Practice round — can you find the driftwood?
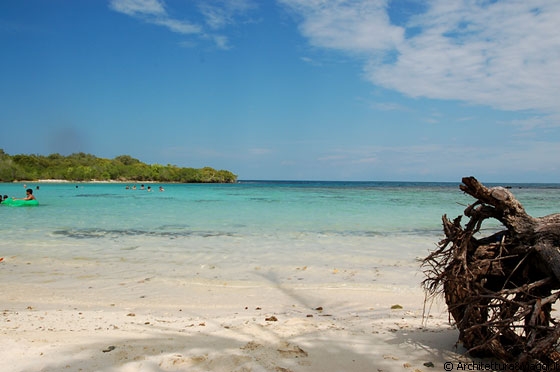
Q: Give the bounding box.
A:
[423,176,560,368]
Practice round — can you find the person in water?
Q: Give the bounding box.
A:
[14,188,36,201]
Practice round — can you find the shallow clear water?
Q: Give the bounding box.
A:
[1,181,559,287]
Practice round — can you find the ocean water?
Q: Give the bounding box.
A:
[1,181,559,291]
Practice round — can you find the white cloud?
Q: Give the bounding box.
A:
[279,0,560,118]
[109,0,166,17]
[197,0,257,29]
[152,17,201,34]
[370,101,408,111]
[110,1,560,119]
[280,0,402,53]
[211,34,231,50]
[110,0,257,49]
[110,0,201,36]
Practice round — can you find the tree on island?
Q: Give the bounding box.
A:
[0,150,237,183]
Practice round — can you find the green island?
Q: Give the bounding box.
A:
[0,149,237,183]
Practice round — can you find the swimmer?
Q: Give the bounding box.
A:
[14,188,36,201]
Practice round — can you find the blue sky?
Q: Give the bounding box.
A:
[1,0,559,182]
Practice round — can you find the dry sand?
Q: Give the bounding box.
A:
[0,255,478,372]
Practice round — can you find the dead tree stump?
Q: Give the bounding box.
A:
[423,176,560,367]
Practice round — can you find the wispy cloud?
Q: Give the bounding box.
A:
[278,0,560,119]
[198,0,257,30]
[313,140,560,181]
[370,101,408,111]
[109,0,256,50]
[109,0,166,17]
[109,0,201,34]
[210,34,231,50]
[110,1,560,120]
[248,147,273,155]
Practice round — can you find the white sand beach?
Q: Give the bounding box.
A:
[0,253,477,372]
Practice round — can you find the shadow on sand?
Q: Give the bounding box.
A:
[23,270,480,372]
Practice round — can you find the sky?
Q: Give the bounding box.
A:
[1,0,559,182]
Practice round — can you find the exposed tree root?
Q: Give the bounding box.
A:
[423,177,560,369]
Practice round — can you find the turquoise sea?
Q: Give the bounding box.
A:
[1,180,560,291]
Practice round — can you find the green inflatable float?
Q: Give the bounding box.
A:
[2,199,39,207]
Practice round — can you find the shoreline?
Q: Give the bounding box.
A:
[0,181,498,371]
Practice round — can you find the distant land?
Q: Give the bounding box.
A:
[0,150,237,183]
